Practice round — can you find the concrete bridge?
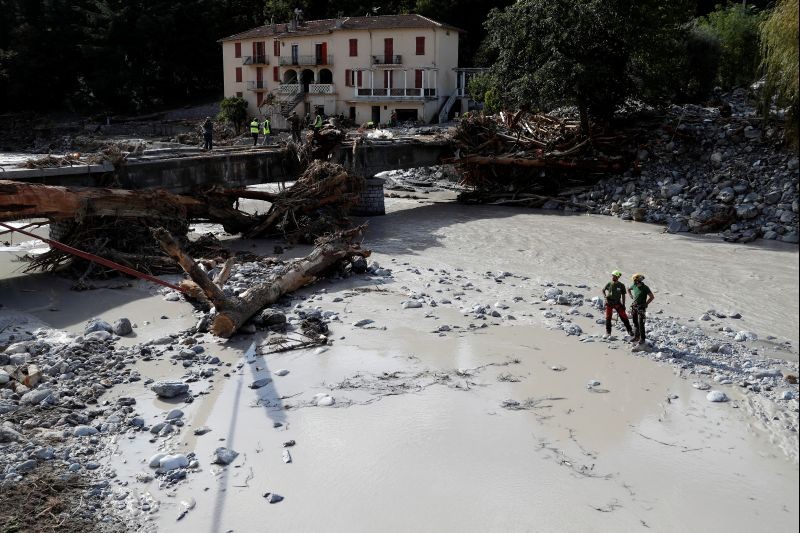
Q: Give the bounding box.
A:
[2,139,456,195]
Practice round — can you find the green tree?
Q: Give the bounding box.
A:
[759,0,798,139]
[218,95,248,133]
[699,4,764,89]
[678,25,722,102]
[480,0,692,133]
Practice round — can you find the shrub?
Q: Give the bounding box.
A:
[699,4,764,89]
[218,96,249,134]
[759,0,799,141]
[679,25,722,102]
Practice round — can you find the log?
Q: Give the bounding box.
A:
[154,226,371,338]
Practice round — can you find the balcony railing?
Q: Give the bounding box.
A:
[371,54,402,65]
[279,55,333,66]
[243,55,269,65]
[276,83,301,95]
[354,87,436,99]
[308,84,334,94]
[246,80,268,91]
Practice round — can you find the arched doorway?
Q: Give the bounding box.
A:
[283,69,298,84]
[301,69,314,93]
[319,68,333,84]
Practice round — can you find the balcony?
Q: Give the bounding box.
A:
[354,87,436,99]
[279,55,333,66]
[371,55,402,65]
[246,80,268,91]
[243,55,269,65]
[308,84,334,94]
[276,83,301,95]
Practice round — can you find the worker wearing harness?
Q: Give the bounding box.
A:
[250,118,260,146]
[602,270,634,338]
[628,273,655,344]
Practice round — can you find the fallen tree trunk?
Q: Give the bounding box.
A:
[154,225,370,337]
[0,180,254,234]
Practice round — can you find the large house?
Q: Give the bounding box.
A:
[219,13,478,128]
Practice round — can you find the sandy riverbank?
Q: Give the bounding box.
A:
[1,193,798,532]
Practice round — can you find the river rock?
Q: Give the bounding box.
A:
[21,387,52,405]
[0,369,10,384]
[4,341,29,354]
[113,318,133,336]
[73,425,99,437]
[165,408,184,420]
[706,390,729,402]
[274,369,290,376]
[212,447,239,465]
[402,300,423,309]
[249,378,272,389]
[151,380,189,398]
[159,454,189,471]
[316,395,335,406]
[85,318,113,334]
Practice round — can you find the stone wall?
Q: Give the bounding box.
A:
[351,178,386,216]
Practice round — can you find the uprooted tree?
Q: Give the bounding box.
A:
[154,225,370,337]
[0,160,364,274]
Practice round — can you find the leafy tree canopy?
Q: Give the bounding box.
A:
[479,0,693,132]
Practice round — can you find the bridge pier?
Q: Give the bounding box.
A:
[351,177,386,216]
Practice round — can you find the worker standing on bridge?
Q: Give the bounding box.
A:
[261,116,271,146]
[250,117,260,146]
[202,116,214,151]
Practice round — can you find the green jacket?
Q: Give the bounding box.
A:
[262,119,270,134]
[314,115,323,128]
[250,120,260,134]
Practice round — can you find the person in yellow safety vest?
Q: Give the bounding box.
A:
[261,117,271,146]
[250,118,260,146]
[313,113,323,131]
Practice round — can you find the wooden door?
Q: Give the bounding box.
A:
[384,38,393,63]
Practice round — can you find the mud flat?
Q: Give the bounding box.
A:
[1,193,798,532]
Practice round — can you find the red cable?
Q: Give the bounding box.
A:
[0,221,187,293]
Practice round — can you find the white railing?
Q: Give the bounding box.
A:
[354,88,436,99]
[277,84,301,95]
[308,84,334,94]
[439,91,458,123]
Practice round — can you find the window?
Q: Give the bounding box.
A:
[345,69,353,87]
[414,70,423,88]
[349,39,358,56]
[235,67,242,83]
[236,91,243,98]
[357,71,363,87]
[234,42,241,58]
[273,66,279,81]
[416,36,425,55]
[274,40,280,56]
[257,92,263,106]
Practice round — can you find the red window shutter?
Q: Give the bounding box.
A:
[345,69,352,87]
[235,67,242,83]
[234,42,241,58]
[416,36,425,55]
[349,39,357,56]
[357,71,363,87]
[273,66,279,81]
[274,40,280,56]
[414,69,422,88]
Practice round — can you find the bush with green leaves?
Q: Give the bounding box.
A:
[218,96,249,134]
[699,4,764,89]
[759,0,798,140]
[678,25,722,102]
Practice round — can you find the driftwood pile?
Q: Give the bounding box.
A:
[453,111,640,207]
[0,160,363,275]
